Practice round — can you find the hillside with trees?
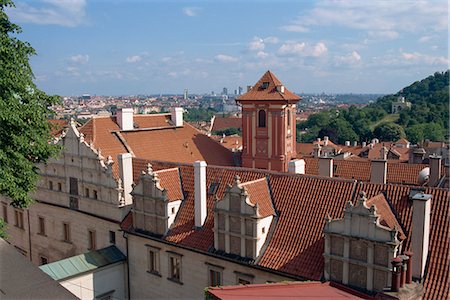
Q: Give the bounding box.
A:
[297,70,449,144]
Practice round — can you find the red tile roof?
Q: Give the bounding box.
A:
[48,119,69,137]
[240,178,275,218]
[207,281,365,299]
[78,115,236,179]
[236,71,300,102]
[365,194,406,240]
[211,116,242,132]
[154,168,183,202]
[212,135,242,151]
[127,160,449,299]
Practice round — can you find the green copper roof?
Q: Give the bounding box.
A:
[39,245,126,281]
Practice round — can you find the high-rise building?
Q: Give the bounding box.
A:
[183,89,188,100]
[236,71,300,172]
[222,87,228,95]
[238,86,243,95]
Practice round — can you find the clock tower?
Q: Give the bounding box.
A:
[236,71,301,172]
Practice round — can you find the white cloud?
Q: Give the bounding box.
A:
[214,54,238,63]
[278,42,327,57]
[368,30,399,40]
[418,35,432,43]
[70,54,89,64]
[249,37,265,51]
[182,7,201,17]
[281,1,447,35]
[8,0,87,27]
[256,51,269,59]
[126,55,142,63]
[312,42,328,57]
[335,51,362,65]
[401,52,448,65]
[264,36,279,44]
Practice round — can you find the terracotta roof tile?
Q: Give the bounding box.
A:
[211,116,242,132]
[236,71,300,102]
[365,194,406,240]
[48,119,69,137]
[154,168,183,202]
[240,178,275,218]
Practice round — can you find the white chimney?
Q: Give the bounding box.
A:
[324,136,329,146]
[118,153,133,205]
[319,156,333,177]
[428,155,442,187]
[288,159,305,174]
[353,141,357,147]
[370,159,387,184]
[116,108,134,131]
[276,85,285,93]
[345,141,350,146]
[362,142,367,148]
[194,161,207,227]
[411,192,432,280]
[171,107,184,127]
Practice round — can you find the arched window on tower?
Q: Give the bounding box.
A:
[258,110,266,128]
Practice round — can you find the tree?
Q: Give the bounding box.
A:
[0,0,60,208]
[373,123,405,142]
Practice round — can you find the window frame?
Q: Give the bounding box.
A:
[109,230,116,244]
[206,263,224,287]
[258,109,266,128]
[167,252,183,284]
[38,216,46,236]
[14,209,24,229]
[146,245,161,276]
[88,229,96,250]
[63,222,71,243]
[2,202,8,223]
[234,271,254,285]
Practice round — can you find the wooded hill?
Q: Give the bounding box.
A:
[298,70,449,144]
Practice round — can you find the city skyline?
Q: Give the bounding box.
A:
[7,0,448,96]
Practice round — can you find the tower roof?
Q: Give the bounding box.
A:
[236,70,300,103]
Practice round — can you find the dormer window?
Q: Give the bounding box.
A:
[214,176,275,260]
[261,82,269,89]
[258,110,266,128]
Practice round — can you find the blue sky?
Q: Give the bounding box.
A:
[7,0,449,95]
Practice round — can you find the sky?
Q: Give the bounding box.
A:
[6,0,449,96]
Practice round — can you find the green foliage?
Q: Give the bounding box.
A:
[184,108,217,122]
[212,127,241,136]
[0,218,7,239]
[0,0,61,208]
[373,123,405,142]
[297,70,449,144]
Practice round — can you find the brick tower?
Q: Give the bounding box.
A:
[236,71,301,172]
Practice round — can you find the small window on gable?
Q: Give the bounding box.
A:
[261,82,269,89]
[262,227,265,234]
[171,207,175,214]
[258,110,266,128]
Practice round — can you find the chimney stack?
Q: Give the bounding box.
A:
[118,153,133,205]
[324,136,329,146]
[288,159,305,174]
[362,142,367,148]
[371,157,387,184]
[171,107,184,127]
[194,161,207,227]
[313,144,322,158]
[116,108,134,131]
[353,141,357,147]
[428,155,442,187]
[345,141,350,146]
[411,192,432,280]
[319,156,333,177]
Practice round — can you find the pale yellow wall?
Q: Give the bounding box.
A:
[127,234,293,300]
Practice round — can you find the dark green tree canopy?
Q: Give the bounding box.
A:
[0,0,60,208]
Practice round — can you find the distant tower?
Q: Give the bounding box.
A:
[238,86,243,95]
[183,89,188,100]
[236,71,300,172]
[222,87,228,95]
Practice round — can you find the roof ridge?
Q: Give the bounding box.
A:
[239,177,267,186]
[154,167,179,174]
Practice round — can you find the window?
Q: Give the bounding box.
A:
[48,180,53,190]
[147,247,160,275]
[63,223,71,242]
[88,230,96,250]
[209,269,222,287]
[2,203,7,223]
[168,253,182,283]
[287,109,291,126]
[14,210,24,229]
[38,217,46,236]
[93,190,98,199]
[262,227,265,234]
[261,81,269,89]
[258,110,266,128]
[69,177,78,195]
[85,188,90,198]
[69,197,79,210]
[58,182,62,191]
[40,256,48,265]
[109,231,116,244]
[238,278,250,285]
[171,207,175,214]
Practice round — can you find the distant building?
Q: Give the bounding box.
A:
[238,86,243,95]
[222,87,228,95]
[391,96,411,113]
[183,89,188,100]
